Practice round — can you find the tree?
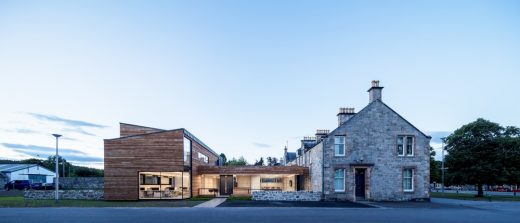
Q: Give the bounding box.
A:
[445,118,520,197]
[226,156,248,166]
[429,147,441,183]
[219,153,227,166]
[254,157,265,166]
[266,157,279,166]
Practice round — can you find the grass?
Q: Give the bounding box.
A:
[0,196,210,208]
[227,195,252,201]
[431,192,520,202]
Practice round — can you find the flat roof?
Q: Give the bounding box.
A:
[197,166,309,175]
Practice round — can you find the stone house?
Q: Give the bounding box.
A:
[286,81,431,201]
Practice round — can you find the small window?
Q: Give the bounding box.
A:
[334,136,345,156]
[403,168,414,192]
[198,152,209,163]
[334,169,345,192]
[397,136,414,156]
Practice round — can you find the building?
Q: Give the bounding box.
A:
[286,81,431,201]
[0,164,55,186]
[104,123,308,200]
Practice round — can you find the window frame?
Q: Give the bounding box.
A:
[397,135,415,157]
[334,135,346,157]
[402,168,414,192]
[334,168,346,192]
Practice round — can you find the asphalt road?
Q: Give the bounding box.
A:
[1,204,519,223]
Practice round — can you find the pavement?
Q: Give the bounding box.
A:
[1,199,520,223]
[218,200,373,208]
[193,198,227,208]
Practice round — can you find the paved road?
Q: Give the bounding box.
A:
[433,189,519,196]
[1,205,519,223]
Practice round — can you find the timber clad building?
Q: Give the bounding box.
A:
[104,81,430,201]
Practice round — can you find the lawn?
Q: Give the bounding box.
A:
[431,192,520,202]
[0,196,211,207]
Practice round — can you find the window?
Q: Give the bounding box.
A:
[334,169,345,192]
[403,169,414,192]
[334,136,345,156]
[198,152,209,163]
[183,137,191,166]
[397,136,414,156]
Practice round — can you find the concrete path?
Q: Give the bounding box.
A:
[193,198,227,208]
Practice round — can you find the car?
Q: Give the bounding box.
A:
[4,180,32,190]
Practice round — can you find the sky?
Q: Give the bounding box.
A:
[0,0,519,169]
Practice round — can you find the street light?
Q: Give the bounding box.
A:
[52,134,62,203]
[440,137,447,193]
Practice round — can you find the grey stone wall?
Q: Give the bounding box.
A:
[252,191,322,201]
[322,100,430,201]
[59,177,103,189]
[308,143,323,192]
[24,190,104,200]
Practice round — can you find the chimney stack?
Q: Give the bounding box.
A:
[315,129,330,141]
[367,80,383,103]
[337,107,356,126]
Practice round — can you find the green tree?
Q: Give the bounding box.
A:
[219,153,227,166]
[429,147,441,183]
[226,156,248,166]
[445,118,520,197]
[254,157,265,166]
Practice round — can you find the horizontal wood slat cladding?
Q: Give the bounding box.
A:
[119,123,164,137]
[197,166,309,175]
[104,130,184,200]
[188,136,219,197]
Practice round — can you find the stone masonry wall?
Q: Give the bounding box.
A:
[59,177,104,189]
[24,190,104,200]
[323,100,430,201]
[252,191,322,201]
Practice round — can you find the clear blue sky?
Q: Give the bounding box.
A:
[1,0,519,168]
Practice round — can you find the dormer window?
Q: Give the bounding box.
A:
[397,135,414,156]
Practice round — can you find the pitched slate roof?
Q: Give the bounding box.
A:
[285,152,296,162]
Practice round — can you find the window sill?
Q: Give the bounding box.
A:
[334,191,346,193]
[403,190,414,193]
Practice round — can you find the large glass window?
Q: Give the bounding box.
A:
[184,137,191,166]
[403,169,414,192]
[139,172,190,199]
[334,169,345,192]
[334,136,345,156]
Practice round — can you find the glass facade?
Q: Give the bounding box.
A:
[184,137,191,166]
[139,172,191,199]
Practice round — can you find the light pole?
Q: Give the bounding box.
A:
[52,134,62,203]
[441,137,446,193]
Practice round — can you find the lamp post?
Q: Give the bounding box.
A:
[52,134,62,203]
[441,137,447,193]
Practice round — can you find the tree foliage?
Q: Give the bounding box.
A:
[445,118,520,196]
[254,157,265,166]
[429,147,441,183]
[226,156,248,166]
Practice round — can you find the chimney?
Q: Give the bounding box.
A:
[367,80,383,103]
[315,129,330,141]
[337,107,356,126]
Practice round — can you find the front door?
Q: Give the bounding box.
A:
[219,175,233,196]
[355,169,366,198]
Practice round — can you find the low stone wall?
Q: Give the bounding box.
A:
[252,191,322,201]
[24,190,104,200]
[59,177,104,189]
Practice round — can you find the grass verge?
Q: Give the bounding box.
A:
[0,196,208,207]
[431,192,520,202]
[227,195,252,201]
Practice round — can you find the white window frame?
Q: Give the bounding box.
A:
[403,168,414,192]
[334,169,345,192]
[334,136,346,157]
[397,135,415,157]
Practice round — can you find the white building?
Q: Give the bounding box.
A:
[0,164,55,186]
